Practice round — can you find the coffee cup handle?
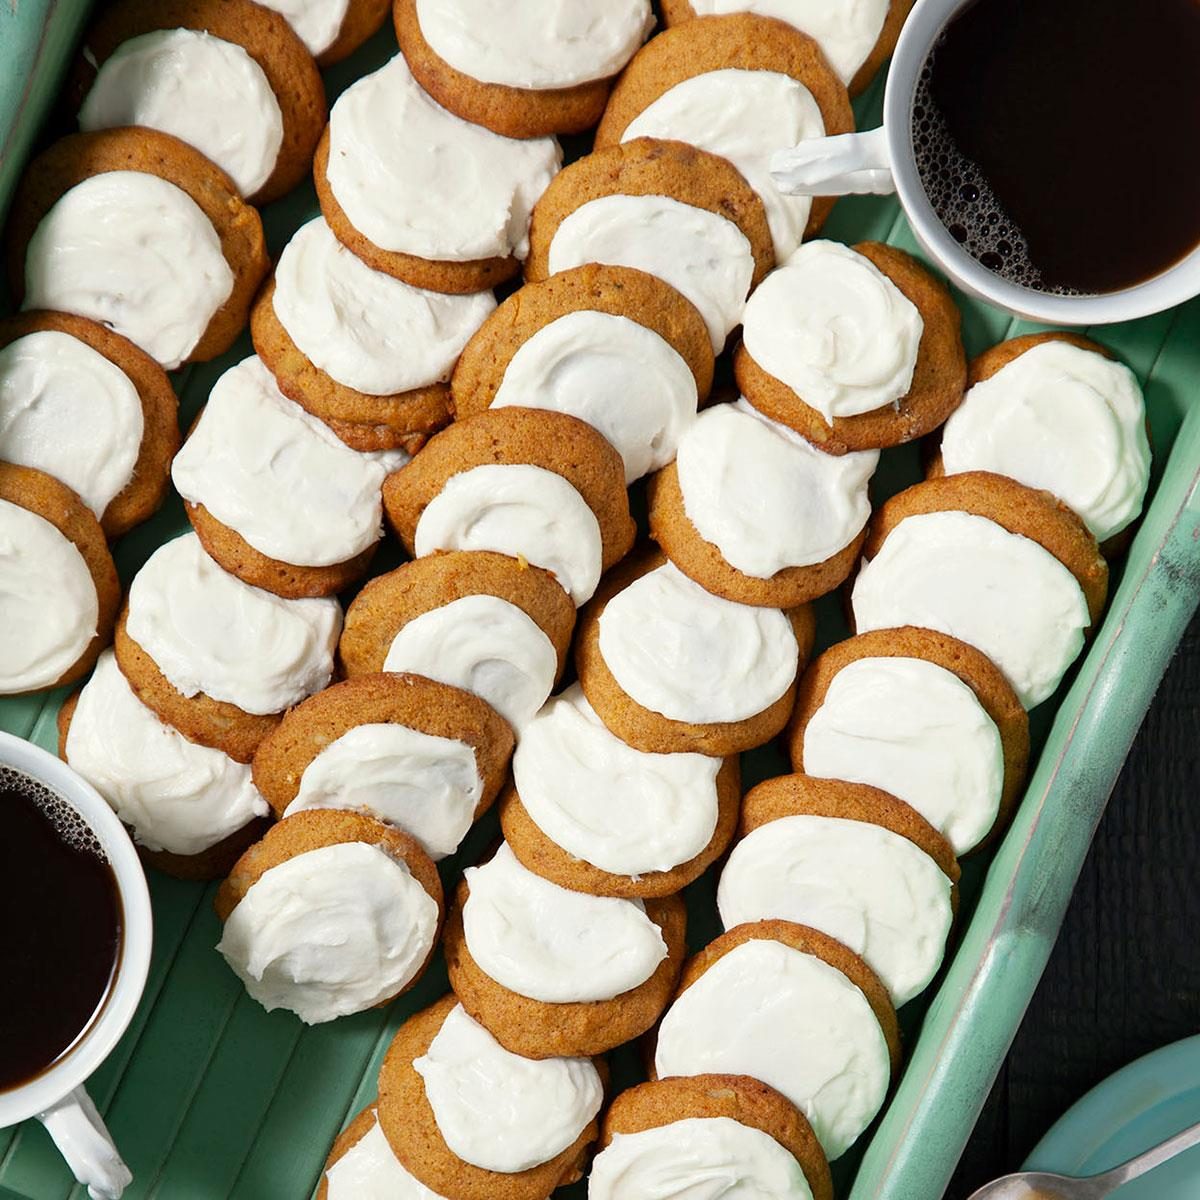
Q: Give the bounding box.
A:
[770,126,897,196]
[37,1086,132,1200]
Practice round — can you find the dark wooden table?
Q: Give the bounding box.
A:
[949,612,1200,1196]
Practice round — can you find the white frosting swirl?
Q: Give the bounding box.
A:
[256,0,350,57]
[743,240,923,422]
[326,55,560,261]
[492,310,698,484]
[325,1114,446,1200]
[22,171,233,370]
[597,561,799,724]
[851,510,1092,709]
[0,329,143,518]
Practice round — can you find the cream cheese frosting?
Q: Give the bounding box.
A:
[676,398,877,577]
[0,329,143,519]
[547,193,755,353]
[940,340,1151,543]
[382,594,558,732]
[217,840,440,1024]
[256,0,350,57]
[273,218,496,397]
[622,68,826,261]
[588,1117,815,1200]
[718,814,954,1007]
[414,463,603,605]
[22,170,233,370]
[491,310,698,484]
[325,1113,446,1200]
[654,937,890,1160]
[282,722,483,861]
[415,0,653,89]
[171,356,398,568]
[512,684,722,876]
[0,498,97,694]
[801,655,1005,854]
[65,650,269,857]
[462,843,668,1002]
[851,510,1091,709]
[414,1003,604,1173]
[742,240,923,422]
[597,561,799,723]
[326,54,560,262]
[124,532,340,715]
[79,28,283,198]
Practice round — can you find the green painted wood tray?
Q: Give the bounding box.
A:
[2,4,1199,1198]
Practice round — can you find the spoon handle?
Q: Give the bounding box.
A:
[1095,1118,1200,1189]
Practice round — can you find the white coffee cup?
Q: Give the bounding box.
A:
[0,732,152,1200]
[770,0,1200,325]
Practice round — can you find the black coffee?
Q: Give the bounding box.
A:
[915,0,1200,295]
[0,767,121,1091]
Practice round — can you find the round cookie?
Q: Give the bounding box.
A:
[574,549,815,755]
[382,407,635,607]
[0,463,119,695]
[736,241,967,454]
[5,128,268,368]
[317,1106,445,1200]
[264,0,390,66]
[393,0,649,139]
[71,0,326,205]
[594,1075,832,1200]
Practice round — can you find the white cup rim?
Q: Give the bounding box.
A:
[0,732,152,1127]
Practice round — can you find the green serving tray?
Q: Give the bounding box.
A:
[2,5,1199,1198]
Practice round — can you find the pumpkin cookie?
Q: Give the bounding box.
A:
[394,0,651,138]
[377,995,604,1200]
[261,0,390,66]
[595,13,854,259]
[788,626,1030,855]
[318,1106,448,1200]
[525,137,774,353]
[6,128,267,369]
[444,843,686,1057]
[852,472,1108,709]
[450,264,713,483]
[0,463,119,696]
[251,672,514,860]
[216,809,443,1023]
[383,407,635,607]
[575,550,814,755]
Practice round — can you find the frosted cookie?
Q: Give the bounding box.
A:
[932,332,1151,548]
[595,14,853,261]
[395,0,652,139]
[0,463,119,696]
[591,1075,832,1200]
[444,843,686,1057]
[251,672,513,860]
[0,311,178,538]
[253,217,495,454]
[173,356,403,599]
[73,0,326,204]
[526,138,774,354]
[216,809,443,1024]
[318,1106,449,1200]
[719,774,958,1007]
[852,473,1108,709]
[315,54,561,294]
[501,684,739,898]
[114,532,340,762]
[259,0,389,66]
[736,240,967,454]
[57,651,269,881]
[788,627,1030,855]
[6,128,267,369]
[377,995,604,1200]
[660,0,914,97]
[339,552,574,730]
[652,921,900,1161]
[383,407,634,607]
[451,265,713,484]
[575,551,814,755]
[648,398,877,607]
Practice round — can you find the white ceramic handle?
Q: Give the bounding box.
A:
[37,1086,132,1200]
[770,126,896,196]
